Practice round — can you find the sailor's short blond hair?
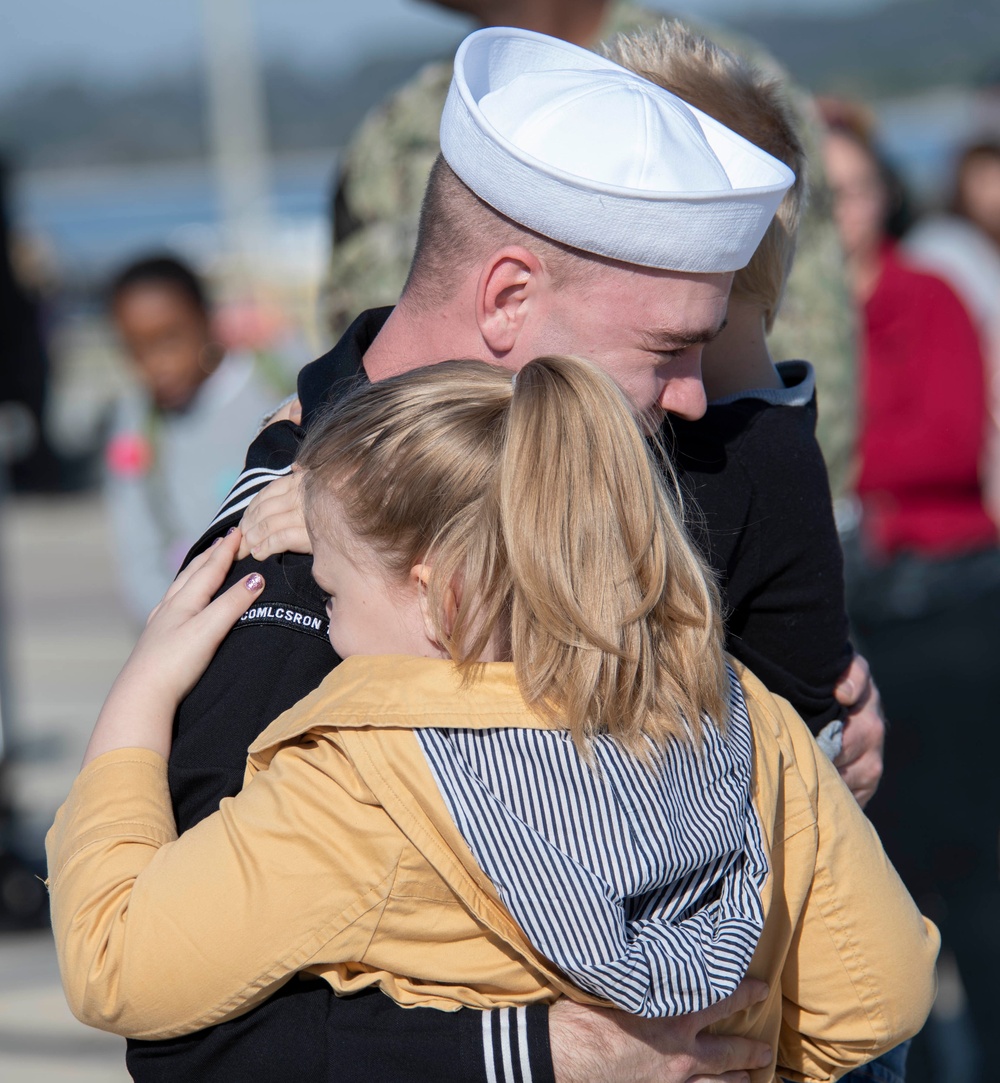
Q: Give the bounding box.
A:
[404,155,603,312]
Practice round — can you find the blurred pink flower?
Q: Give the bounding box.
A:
[106,432,153,477]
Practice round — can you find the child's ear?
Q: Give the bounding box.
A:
[410,564,459,652]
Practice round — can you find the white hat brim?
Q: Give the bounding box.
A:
[440,27,796,273]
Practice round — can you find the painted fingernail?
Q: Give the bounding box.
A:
[245,573,264,592]
[211,537,223,547]
[226,526,238,536]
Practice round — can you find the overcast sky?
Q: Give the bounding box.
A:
[0,0,888,94]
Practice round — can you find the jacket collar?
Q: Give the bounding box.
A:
[248,655,553,762]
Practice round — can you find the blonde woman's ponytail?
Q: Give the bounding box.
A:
[500,355,728,755]
[299,354,728,755]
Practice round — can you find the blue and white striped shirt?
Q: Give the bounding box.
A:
[417,665,767,1018]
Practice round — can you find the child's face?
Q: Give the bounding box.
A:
[113,284,213,411]
[308,499,444,661]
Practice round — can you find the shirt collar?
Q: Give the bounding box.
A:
[297,307,393,427]
[708,360,816,409]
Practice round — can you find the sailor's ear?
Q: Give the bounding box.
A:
[476,245,546,356]
[410,563,458,649]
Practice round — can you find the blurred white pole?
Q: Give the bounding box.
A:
[201,0,273,287]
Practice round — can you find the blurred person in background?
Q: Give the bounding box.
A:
[822,103,1000,1083]
[105,255,279,624]
[0,157,64,493]
[0,155,65,928]
[906,140,1000,528]
[327,0,859,499]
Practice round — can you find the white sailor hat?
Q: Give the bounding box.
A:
[440,27,795,273]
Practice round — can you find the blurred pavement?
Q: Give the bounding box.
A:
[0,929,127,1081]
[0,492,133,1081]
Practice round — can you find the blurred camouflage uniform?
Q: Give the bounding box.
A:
[327,1,856,497]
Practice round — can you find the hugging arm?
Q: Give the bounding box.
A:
[47,534,403,1038]
[550,986,771,1083]
[237,464,310,561]
[113,411,771,1080]
[679,401,884,806]
[48,728,403,1039]
[832,654,884,808]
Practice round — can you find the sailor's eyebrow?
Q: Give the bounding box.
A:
[641,317,729,351]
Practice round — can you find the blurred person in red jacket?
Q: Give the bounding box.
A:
[823,105,995,559]
[822,102,1000,1083]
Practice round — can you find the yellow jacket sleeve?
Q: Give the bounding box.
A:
[45,743,403,1040]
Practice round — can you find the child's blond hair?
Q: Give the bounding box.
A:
[299,356,728,756]
[607,21,807,330]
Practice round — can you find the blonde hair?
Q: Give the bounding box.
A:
[299,356,728,756]
[606,22,806,330]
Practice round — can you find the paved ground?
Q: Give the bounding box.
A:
[0,929,127,1082]
[0,493,133,1082]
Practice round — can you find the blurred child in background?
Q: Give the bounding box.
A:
[105,255,279,623]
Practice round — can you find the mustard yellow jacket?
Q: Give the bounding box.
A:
[46,656,938,1082]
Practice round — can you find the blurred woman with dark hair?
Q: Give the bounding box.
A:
[822,107,993,561]
[822,105,1000,1083]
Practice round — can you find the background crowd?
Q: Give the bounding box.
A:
[1,1,999,1080]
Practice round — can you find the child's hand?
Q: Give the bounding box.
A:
[134,528,265,702]
[237,465,310,560]
[82,530,264,766]
[262,395,302,427]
